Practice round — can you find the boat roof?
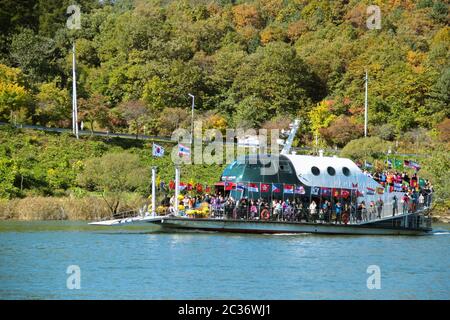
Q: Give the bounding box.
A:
[283,154,378,190]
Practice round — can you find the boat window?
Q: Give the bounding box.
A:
[342,167,351,176]
[279,163,293,173]
[311,166,320,176]
[327,167,336,176]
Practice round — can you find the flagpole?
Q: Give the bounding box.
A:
[151,167,157,216]
[174,166,180,216]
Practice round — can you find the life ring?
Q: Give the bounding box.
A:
[260,208,270,220]
[342,213,349,224]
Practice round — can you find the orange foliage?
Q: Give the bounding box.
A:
[232,4,262,28]
[436,118,450,144]
[286,20,308,41]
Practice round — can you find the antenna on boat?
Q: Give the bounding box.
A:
[280,119,300,155]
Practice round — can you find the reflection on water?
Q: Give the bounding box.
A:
[0,221,449,300]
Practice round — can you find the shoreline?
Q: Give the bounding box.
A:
[0,196,448,224]
[0,196,145,221]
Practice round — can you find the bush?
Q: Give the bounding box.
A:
[340,137,392,161]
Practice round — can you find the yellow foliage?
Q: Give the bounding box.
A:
[308,101,336,135]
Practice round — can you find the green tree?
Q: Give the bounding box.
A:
[340,137,393,161]
[36,79,71,126]
[77,152,149,214]
[0,64,32,123]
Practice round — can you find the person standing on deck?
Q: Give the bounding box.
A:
[361,201,368,221]
[418,193,425,210]
[401,193,409,214]
[309,200,317,222]
[376,198,384,219]
[392,195,398,216]
[335,201,342,224]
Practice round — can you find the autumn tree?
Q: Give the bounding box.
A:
[117,100,149,139]
[78,94,111,134]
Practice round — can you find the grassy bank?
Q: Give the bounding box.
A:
[0,195,145,221]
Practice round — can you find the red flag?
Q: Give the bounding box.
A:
[187,183,193,191]
[196,183,203,193]
[341,189,350,199]
[169,180,175,190]
[283,184,294,194]
[225,182,235,191]
[205,185,211,193]
[261,183,270,192]
[332,188,340,197]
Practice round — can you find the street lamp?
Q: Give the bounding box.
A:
[188,93,195,145]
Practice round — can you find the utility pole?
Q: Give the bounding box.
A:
[188,93,195,145]
[72,42,79,139]
[67,5,81,139]
[151,167,157,216]
[364,70,368,137]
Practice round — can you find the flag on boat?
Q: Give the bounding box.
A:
[248,183,259,192]
[404,160,421,171]
[224,181,235,191]
[386,159,393,168]
[152,143,164,157]
[169,180,175,190]
[260,183,271,193]
[205,185,211,193]
[394,182,403,192]
[236,182,246,192]
[178,143,190,157]
[321,187,331,197]
[376,187,384,194]
[393,159,403,169]
[311,186,320,195]
[196,183,203,193]
[332,188,340,197]
[186,183,193,191]
[272,183,282,193]
[419,178,426,187]
[294,185,306,195]
[366,187,375,195]
[179,182,186,191]
[341,189,350,198]
[283,184,294,194]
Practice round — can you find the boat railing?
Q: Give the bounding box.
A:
[205,193,433,229]
[95,209,141,221]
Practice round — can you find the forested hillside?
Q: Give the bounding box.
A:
[1,0,448,142]
[0,0,449,217]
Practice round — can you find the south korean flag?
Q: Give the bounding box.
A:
[152,143,164,157]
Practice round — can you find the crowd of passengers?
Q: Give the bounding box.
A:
[166,186,432,224]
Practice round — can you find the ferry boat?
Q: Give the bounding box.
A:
[90,121,433,236]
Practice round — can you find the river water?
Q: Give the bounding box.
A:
[0,221,449,300]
